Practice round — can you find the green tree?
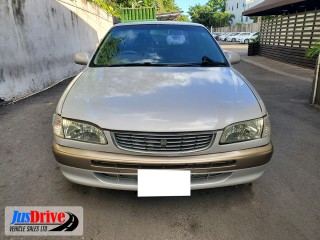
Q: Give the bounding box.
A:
[156,0,179,13]
[176,14,189,22]
[188,0,234,27]
[87,0,119,16]
[88,0,187,20]
[188,4,211,24]
[207,0,226,12]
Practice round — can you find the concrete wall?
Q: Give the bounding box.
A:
[0,0,115,102]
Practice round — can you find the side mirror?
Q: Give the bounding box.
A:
[225,52,241,65]
[74,52,90,65]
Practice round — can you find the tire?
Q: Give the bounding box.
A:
[244,39,249,44]
[232,38,235,42]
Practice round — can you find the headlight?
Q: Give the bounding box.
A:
[52,114,107,144]
[220,116,270,144]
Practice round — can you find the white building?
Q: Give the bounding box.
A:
[226,0,264,26]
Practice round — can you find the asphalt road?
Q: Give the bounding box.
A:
[1,46,320,239]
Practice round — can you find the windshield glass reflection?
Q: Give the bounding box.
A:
[92,25,227,66]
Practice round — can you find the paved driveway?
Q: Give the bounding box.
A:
[1,55,319,239]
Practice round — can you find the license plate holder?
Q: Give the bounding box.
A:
[137,169,191,197]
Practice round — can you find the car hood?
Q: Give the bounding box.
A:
[61,67,262,132]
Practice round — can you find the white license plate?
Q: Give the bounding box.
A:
[137,169,191,197]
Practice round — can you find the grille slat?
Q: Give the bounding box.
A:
[121,144,147,150]
[113,131,215,153]
[116,137,146,143]
[95,172,231,183]
[92,160,237,169]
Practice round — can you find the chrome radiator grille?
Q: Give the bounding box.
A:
[112,131,214,153]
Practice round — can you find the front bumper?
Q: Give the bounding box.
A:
[53,142,273,190]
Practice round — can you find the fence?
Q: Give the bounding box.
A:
[258,10,320,69]
[120,7,156,22]
[212,22,260,33]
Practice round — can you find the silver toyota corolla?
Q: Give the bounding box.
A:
[52,22,273,191]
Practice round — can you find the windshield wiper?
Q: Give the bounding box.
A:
[169,56,228,67]
[107,57,227,67]
[107,62,167,67]
[200,56,228,66]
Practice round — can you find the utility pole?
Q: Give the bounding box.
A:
[311,54,320,104]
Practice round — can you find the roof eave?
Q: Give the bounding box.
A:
[243,0,305,16]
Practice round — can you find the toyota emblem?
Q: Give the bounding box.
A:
[160,139,167,147]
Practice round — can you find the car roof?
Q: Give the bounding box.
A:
[115,21,204,27]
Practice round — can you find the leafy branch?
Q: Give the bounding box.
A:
[306,41,320,58]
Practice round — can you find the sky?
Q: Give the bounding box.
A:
[175,0,208,16]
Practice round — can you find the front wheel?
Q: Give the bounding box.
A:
[232,38,236,42]
[244,39,249,44]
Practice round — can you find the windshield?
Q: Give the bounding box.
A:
[91,24,227,67]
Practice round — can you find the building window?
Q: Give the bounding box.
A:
[246,16,248,21]
[237,3,238,9]
[232,6,233,11]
